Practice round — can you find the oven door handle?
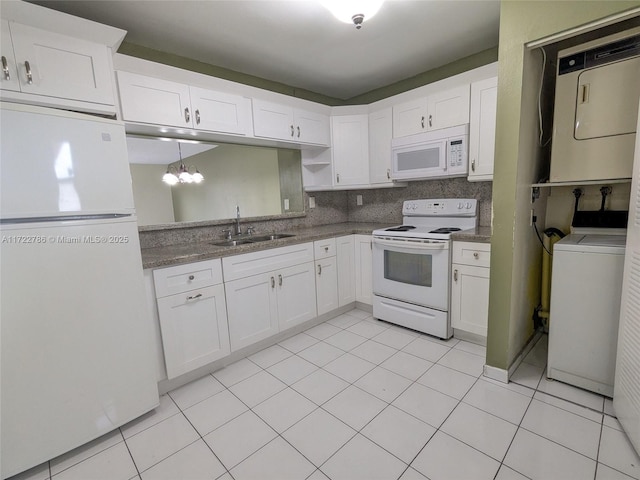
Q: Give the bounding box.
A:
[372,237,448,250]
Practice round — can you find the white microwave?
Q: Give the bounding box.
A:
[391,124,469,181]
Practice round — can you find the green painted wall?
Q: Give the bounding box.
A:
[487,1,640,370]
[118,42,497,106]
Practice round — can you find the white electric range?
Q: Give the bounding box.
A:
[372,198,478,339]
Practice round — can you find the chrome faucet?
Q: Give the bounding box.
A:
[234,205,241,236]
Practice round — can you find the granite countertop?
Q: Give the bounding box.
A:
[141,222,393,269]
[450,226,492,243]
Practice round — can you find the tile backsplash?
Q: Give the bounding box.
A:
[139,179,492,248]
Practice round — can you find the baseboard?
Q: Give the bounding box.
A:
[483,364,509,383]
[482,329,544,385]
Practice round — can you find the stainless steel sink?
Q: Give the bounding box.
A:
[248,233,296,242]
[212,239,254,247]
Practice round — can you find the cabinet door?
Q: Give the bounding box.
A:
[427,84,470,130]
[336,235,356,306]
[0,21,20,92]
[295,108,330,146]
[252,99,294,141]
[393,98,428,137]
[117,71,192,128]
[189,86,251,135]
[468,77,497,181]
[9,22,114,106]
[226,273,279,351]
[277,262,317,330]
[316,256,339,316]
[354,235,373,305]
[451,264,490,337]
[332,115,370,186]
[157,284,230,379]
[369,108,394,185]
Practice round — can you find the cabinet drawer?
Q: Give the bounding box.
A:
[314,238,337,260]
[153,259,223,298]
[452,241,491,267]
[222,242,314,281]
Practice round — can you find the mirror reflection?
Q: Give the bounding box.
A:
[127,137,304,227]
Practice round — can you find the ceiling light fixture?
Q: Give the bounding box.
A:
[321,0,384,29]
[162,143,204,185]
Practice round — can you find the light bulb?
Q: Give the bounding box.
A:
[162,171,178,185]
[192,171,204,183]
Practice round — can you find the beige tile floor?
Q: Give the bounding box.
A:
[11,308,640,480]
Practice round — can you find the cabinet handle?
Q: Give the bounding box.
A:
[317,264,322,275]
[186,293,202,301]
[278,274,283,286]
[421,116,424,129]
[387,168,390,179]
[24,60,33,85]
[2,56,10,80]
[428,114,432,127]
[290,125,295,137]
[473,252,479,259]
[184,107,190,123]
[471,159,476,172]
[271,276,275,288]
[195,109,201,125]
[454,269,458,282]
[188,275,195,281]
[336,173,340,183]
[297,126,301,138]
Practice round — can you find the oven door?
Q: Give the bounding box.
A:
[372,236,450,311]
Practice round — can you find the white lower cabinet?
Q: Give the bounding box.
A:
[451,241,491,337]
[354,234,373,305]
[337,235,356,306]
[153,259,230,379]
[314,238,339,315]
[223,243,317,351]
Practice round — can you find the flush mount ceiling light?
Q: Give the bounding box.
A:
[162,143,204,185]
[321,0,384,29]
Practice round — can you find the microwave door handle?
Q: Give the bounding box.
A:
[373,238,447,250]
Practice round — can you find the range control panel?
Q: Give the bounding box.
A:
[402,198,477,216]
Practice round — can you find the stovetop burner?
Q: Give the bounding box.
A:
[429,227,462,234]
[385,225,416,232]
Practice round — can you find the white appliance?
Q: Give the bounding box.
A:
[550,27,640,182]
[391,124,469,181]
[0,103,159,479]
[372,199,478,339]
[547,232,626,397]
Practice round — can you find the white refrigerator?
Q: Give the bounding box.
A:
[0,103,159,478]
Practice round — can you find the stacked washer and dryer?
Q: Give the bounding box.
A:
[546,27,639,397]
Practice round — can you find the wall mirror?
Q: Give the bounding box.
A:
[127,136,305,227]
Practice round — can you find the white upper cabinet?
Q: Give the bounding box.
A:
[332,114,370,186]
[1,20,20,92]
[368,107,394,185]
[468,77,497,181]
[252,99,330,146]
[117,71,251,135]
[1,21,115,107]
[393,84,470,137]
[118,71,191,128]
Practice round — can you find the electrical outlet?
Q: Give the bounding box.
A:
[284,198,289,210]
[356,194,363,206]
[309,197,316,209]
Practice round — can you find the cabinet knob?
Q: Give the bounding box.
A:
[184,107,190,123]
[324,246,329,252]
[188,275,195,281]
[195,109,201,125]
[473,252,479,259]
[2,56,10,80]
[186,293,202,301]
[24,60,33,85]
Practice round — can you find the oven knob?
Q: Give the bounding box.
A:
[457,202,463,209]
[465,202,472,209]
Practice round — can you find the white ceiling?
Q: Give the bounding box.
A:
[30,0,500,100]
